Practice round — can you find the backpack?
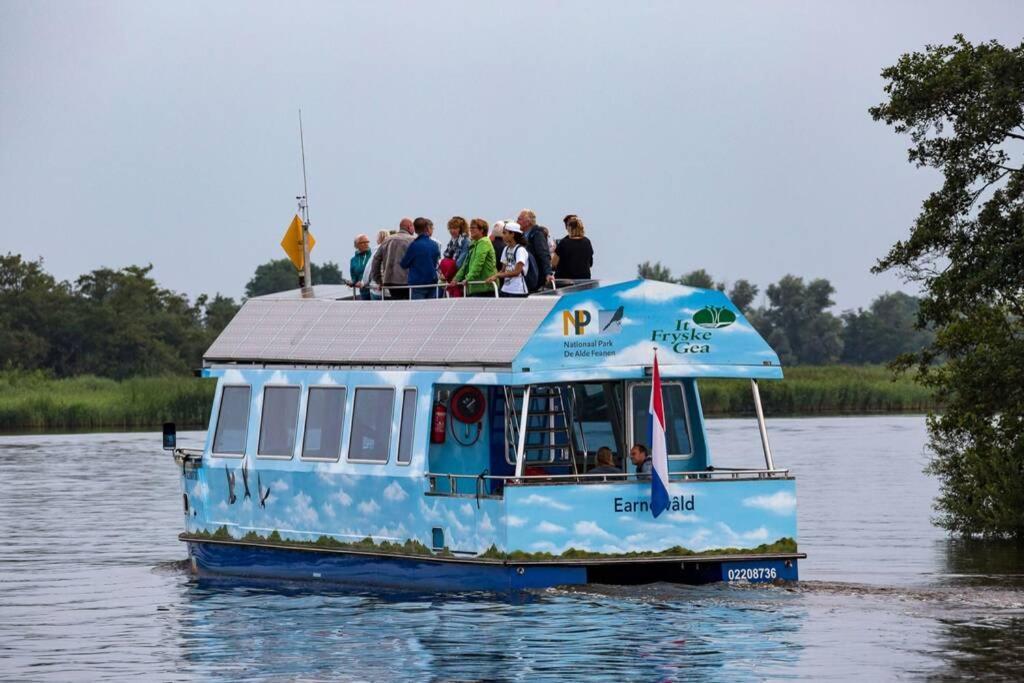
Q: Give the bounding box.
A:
[523,248,540,292]
[523,229,548,292]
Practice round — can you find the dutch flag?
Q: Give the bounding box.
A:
[649,350,670,518]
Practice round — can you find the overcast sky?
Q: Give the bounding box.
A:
[2,1,1021,310]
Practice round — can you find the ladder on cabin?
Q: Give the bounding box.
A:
[503,385,581,477]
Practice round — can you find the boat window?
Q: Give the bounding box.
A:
[571,382,624,458]
[630,383,692,457]
[349,388,395,462]
[212,385,251,455]
[258,386,301,457]
[397,388,417,465]
[301,387,346,460]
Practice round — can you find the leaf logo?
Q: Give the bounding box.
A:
[693,306,736,329]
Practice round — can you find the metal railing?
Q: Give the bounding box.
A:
[347,280,501,299]
[344,277,600,300]
[425,467,792,497]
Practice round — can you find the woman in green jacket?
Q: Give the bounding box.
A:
[455,218,498,297]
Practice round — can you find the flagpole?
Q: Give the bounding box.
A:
[298,109,313,298]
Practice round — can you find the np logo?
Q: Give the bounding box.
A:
[693,306,736,329]
[562,305,625,336]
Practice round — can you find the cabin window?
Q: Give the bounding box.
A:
[258,386,301,457]
[212,385,251,455]
[349,388,395,462]
[572,382,625,458]
[630,383,692,457]
[302,387,346,460]
[397,388,417,465]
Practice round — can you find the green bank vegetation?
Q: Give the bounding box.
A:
[699,365,935,415]
[0,371,215,431]
[0,366,936,432]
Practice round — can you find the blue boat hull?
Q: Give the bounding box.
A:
[186,540,800,592]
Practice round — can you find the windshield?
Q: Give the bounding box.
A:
[630,383,692,456]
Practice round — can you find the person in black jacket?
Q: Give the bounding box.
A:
[517,208,551,291]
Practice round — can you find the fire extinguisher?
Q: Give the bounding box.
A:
[431,399,447,444]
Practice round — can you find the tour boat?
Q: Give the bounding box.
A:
[169,279,803,591]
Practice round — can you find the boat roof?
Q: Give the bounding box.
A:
[204,279,783,380]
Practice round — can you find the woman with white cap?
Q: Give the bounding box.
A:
[487,222,530,298]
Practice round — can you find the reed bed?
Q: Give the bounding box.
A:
[0,372,215,432]
[698,365,936,416]
[0,365,935,432]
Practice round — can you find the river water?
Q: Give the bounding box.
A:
[0,416,1021,681]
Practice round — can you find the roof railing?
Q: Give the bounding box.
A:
[344,277,599,300]
[425,467,792,497]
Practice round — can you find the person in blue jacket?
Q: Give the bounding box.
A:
[400,217,442,299]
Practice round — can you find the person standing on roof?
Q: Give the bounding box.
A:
[455,218,497,297]
[487,222,529,298]
[552,215,594,282]
[444,216,471,269]
[350,233,373,300]
[401,217,442,300]
[370,218,415,299]
[366,229,391,299]
[490,221,507,262]
[517,208,552,292]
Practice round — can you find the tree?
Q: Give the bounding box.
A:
[0,254,70,371]
[197,293,240,335]
[757,275,843,365]
[728,279,759,313]
[69,265,206,378]
[636,261,675,282]
[871,36,1024,537]
[245,259,344,298]
[841,292,934,364]
[677,269,722,290]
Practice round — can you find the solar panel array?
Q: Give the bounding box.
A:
[204,297,559,367]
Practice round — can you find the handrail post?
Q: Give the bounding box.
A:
[751,379,775,470]
[514,386,531,477]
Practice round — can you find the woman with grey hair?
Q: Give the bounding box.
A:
[490,220,507,262]
[350,233,372,300]
[366,229,390,300]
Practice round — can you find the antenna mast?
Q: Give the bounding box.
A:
[297,109,313,297]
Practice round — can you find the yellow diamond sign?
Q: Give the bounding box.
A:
[280,214,315,270]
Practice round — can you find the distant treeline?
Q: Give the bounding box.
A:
[1,252,929,381]
[637,262,934,366]
[0,254,348,379]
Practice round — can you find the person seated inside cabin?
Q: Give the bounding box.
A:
[400,217,442,299]
[630,443,652,479]
[589,446,622,476]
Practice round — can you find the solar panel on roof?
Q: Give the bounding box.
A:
[203,297,558,367]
